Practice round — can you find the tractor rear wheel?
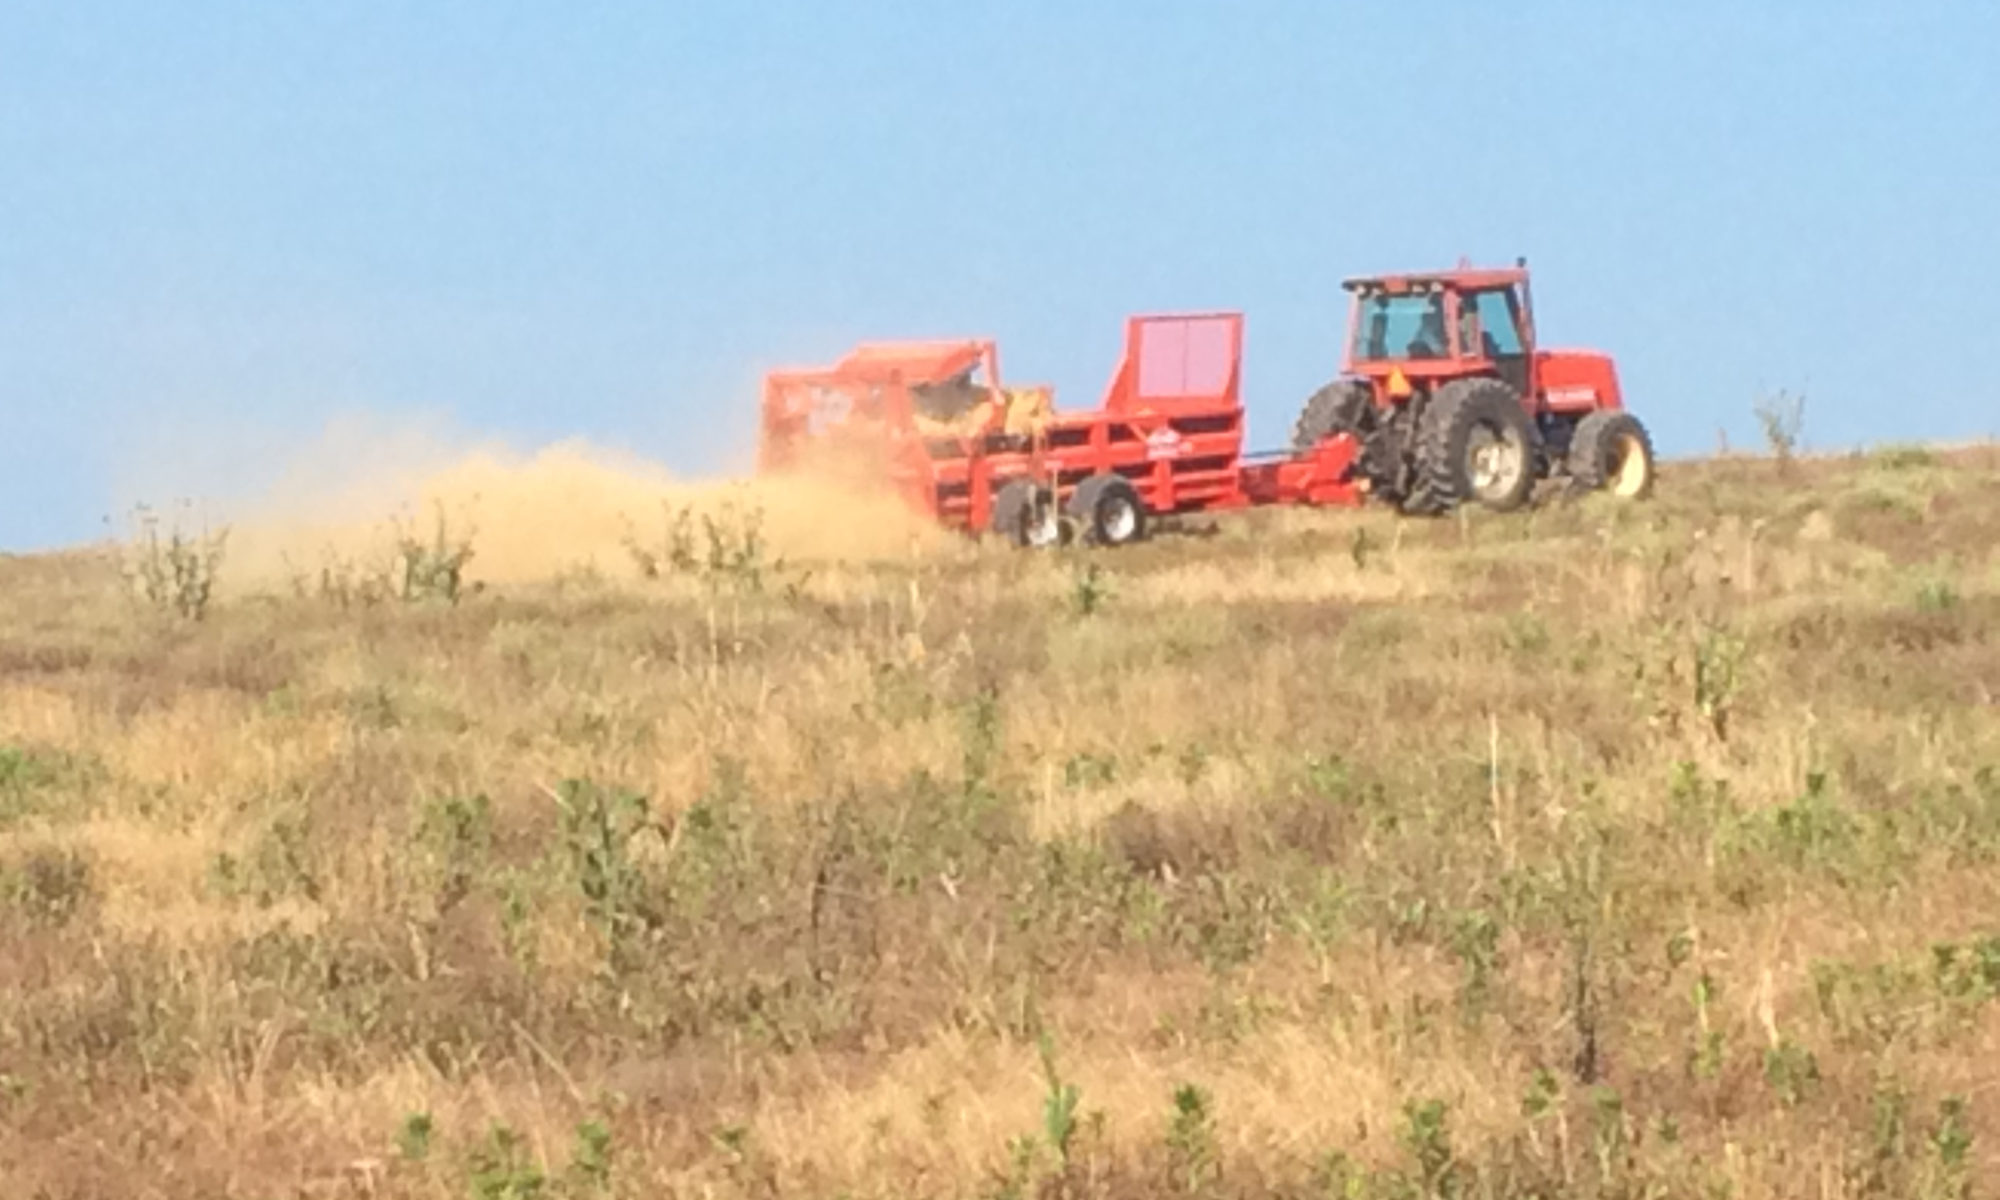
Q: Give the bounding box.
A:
[1567,411,1656,499]
[1291,380,1372,451]
[992,479,1062,548]
[1067,473,1149,547]
[1410,379,1537,514]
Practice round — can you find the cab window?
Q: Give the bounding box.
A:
[1470,289,1524,357]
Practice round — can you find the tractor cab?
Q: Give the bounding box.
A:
[1340,266,1537,399]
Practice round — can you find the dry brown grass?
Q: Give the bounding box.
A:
[2,443,1999,1197]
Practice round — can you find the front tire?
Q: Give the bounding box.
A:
[1411,378,1537,514]
[1567,411,1656,499]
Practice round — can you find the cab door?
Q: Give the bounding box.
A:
[1468,287,1534,401]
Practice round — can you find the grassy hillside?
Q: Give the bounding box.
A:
[2,446,1998,1199]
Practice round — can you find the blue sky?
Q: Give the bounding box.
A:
[4,2,1997,550]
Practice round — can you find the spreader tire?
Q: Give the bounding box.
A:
[1409,378,1537,515]
[1567,411,1656,500]
[1066,473,1149,547]
[992,479,1061,548]
[1291,380,1372,451]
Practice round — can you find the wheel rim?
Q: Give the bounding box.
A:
[1023,498,1061,548]
[1610,433,1650,497]
[1467,424,1527,501]
[1100,496,1138,543]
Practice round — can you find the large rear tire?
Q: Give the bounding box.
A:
[1291,381,1372,451]
[1567,411,1656,499]
[1066,473,1149,547]
[992,479,1062,548]
[1410,378,1537,514]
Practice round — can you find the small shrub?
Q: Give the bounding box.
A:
[1071,562,1113,617]
[1689,972,1727,1080]
[117,501,227,620]
[1812,958,1927,1050]
[1754,389,1807,462]
[1925,1097,1973,1200]
[393,503,476,604]
[468,1123,545,1200]
[2,845,94,925]
[1590,1086,1631,1188]
[625,502,699,579]
[396,1112,434,1162]
[568,1118,613,1193]
[1501,612,1551,655]
[1762,1040,1821,1106]
[210,808,321,907]
[1520,1068,1561,1122]
[625,497,796,595]
[1693,624,1747,742]
[1666,928,1695,969]
[1766,771,1859,877]
[1165,1083,1220,1195]
[0,746,57,793]
[1062,752,1118,790]
[417,794,493,912]
[990,1134,1040,1200]
[555,779,661,947]
[1399,1097,1459,1199]
[1448,909,1501,1018]
[1849,1081,1911,1199]
[1916,578,1960,613]
[1037,1032,1082,1171]
[283,548,397,609]
[1930,935,2000,1006]
[1871,444,1936,471]
[0,746,70,827]
[1349,524,1375,569]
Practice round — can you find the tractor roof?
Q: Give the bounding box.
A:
[1341,266,1528,294]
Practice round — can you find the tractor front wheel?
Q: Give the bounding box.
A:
[1067,474,1149,547]
[1567,411,1656,499]
[1411,379,1537,514]
[992,479,1062,548]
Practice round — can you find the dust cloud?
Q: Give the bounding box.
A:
[183,417,951,593]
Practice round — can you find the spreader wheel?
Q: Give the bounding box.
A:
[1410,378,1537,514]
[992,479,1062,548]
[1566,411,1656,500]
[1066,474,1149,547]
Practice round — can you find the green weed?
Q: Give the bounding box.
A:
[555,779,660,950]
[1399,1097,1460,1200]
[393,502,477,604]
[625,497,796,595]
[1071,562,1113,617]
[1037,1031,1083,1172]
[469,1123,545,1200]
[1754,388,1807,462]
[567,1118,613,1193]
[1762,1040,1821,1106]
[1165,1083,1220,1196]
[117,501,227,620]
[2,845,93,925]
[396,1112,434,1162]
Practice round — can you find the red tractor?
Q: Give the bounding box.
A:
[1291,259,1654,514]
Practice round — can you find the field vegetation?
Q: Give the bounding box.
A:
[2,443,1998,1198]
